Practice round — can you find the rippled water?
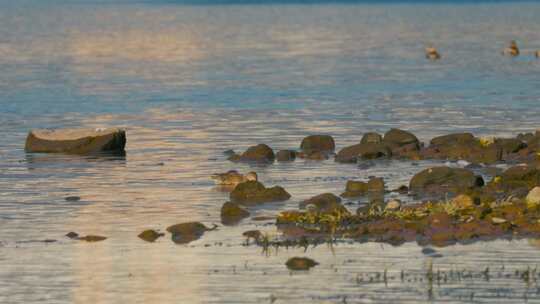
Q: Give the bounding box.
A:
[1,1,540,303]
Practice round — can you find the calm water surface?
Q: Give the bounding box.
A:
[1,1,540,303]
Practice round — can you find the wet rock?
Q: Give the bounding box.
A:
[220,201,250,225]
[65,196,81,202]
[360,132,383,144]
[285,257,319,271]
[335,143,391,163]
[495,138,526,157]
[78,235,107,242]
[303,151,329,160]
[430,133,476,146]
[300,135,335,154]
[230,181,291,205]
[368,177,385,193]
[341,180,368,198]
[229,144,275,163]
[299,193,350,215]
[65,232,79,239]
[392,185,409,194]
[383,128,419,149]
[25,128,126,154]
[223,149,236,156]
[166,222,217,244]
[138,230,165,242]
[493,165,540,191]
[409,166,484,195]
[423,133,504,164]
[276,150,296,162]
[526,187,540,207]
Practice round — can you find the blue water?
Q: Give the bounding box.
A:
[1,1,540,303]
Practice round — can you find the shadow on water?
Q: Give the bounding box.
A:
[24,151,127,171]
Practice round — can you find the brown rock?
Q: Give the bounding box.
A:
[410,166,484,195]
[220,202,250,225]
[232,144,275,163]
[286,257,319,271]
[230,181,291,205]
[25,128,126,154]
[276,150,296,162]
[138,230,164,242]
[299,193,350,215]
[300,135,335,154]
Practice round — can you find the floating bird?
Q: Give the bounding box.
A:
[425,46,441,60]
[211,170,257,185]
[502,40,519,57]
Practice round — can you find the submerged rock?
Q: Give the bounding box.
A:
[299,193,350,215]
[25,128,126,154]
[166,222,217,244]
[276,150,296,162]
[220,201,250,225]
[138,230,165,242]
[65,232,79,239]
[410,166,483,195]
[335,142,392,163]
[230,181,291,206]
[229,144,275,163]
[78,235,107,242]
[65,196,81,202]
[285,257,319,271]
[300,135,335,154]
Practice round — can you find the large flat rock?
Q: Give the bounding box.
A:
[25,128,126,154]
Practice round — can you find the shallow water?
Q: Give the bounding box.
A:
[1,1,540,303]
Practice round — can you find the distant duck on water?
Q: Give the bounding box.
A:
[211,170,258,186]
[502,40,520,57]
[425,46,441,60]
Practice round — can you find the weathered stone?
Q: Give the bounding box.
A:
[166,222,216,244]
[410,166,484,195]
[361,132,383,144]
[276,150,296,162]
[65,232,79,239]
[232,144,275,163]
[285,257,319,271]
[138,230,164,242]
[335,143,392,163]
[300,135,335,154]
[493,165,540,191]
[430,133,476,146]
[65,196,81,202]
[230,181,291,205]
[220,201,250,225]
[383,128,419,148]
[299,193,350,215]
[495,138,526,156]
[25,128,126,154]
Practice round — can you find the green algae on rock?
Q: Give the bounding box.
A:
[285,257,319,271]
[230,181,291,205]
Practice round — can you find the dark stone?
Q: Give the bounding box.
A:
[232,144,275,163]
[300,135,335,154]
[341,180,368,197]
[166,222,217,244]
[276,150,296,162]
[285,257,319,271]
[230,181,291,205]
[65,196,81,202]
[65,232,79,239]
[361,132,383,144]
[410,166,484,195]
[383,128,419,149]
[138,230,165,242]
[335,143,392,163]
[25,128,126,154]
[299,193,350,215]
[492,165,540,191]
[368,177,385,193]
[220,202,250,225]
[430,133,476,146]
[78,235,107,242]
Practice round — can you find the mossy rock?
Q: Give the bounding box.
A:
[494,165,540,191]
[410,166,484,195]
[166,222,216,244]
[138,229,164,242]
[299,193,350,215]
[430,133,476,146]
[300,135,335,154]
[285,257,319,271]
[495,138,526,156]
[368,177,385,193]
[230,181,291,205]
[220,202,250,225]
